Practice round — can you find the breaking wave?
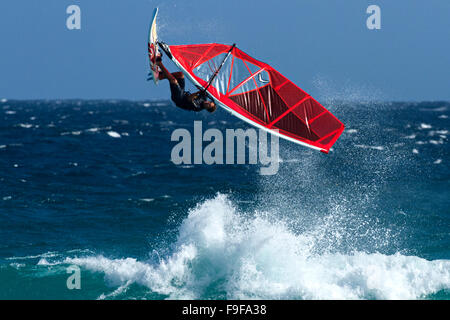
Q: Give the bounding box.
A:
[64,194,450,300]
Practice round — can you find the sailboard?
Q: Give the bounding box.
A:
[147,8,160,84]
[159,42,345,153]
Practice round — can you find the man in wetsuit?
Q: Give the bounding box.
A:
[155,57,216,113]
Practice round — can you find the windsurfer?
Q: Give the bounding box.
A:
[156,56,216,113]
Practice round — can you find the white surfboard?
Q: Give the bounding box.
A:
[147,8,160,85]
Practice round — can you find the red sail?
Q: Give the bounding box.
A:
[168,43,344,153]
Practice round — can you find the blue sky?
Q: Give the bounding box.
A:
[0,0,448,101]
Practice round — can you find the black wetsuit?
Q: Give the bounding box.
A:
[170,78,207,112]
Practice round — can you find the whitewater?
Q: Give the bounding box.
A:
[54,194,448,300]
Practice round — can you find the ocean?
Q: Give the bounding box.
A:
[0,98,449,299]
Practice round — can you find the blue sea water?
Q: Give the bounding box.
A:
[0,98,449,299]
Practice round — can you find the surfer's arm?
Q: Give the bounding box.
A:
[187,90,208,102]
[186,92,200,102]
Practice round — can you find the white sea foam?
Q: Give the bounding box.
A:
[354,144,385,151]
[433,159,442,164]
[18,123,33,129]
[86,126,111,133]
[9,263,25,269]
[107,131,121,138]
[6,252,59,261]
[64,195,450,300]
[38,257,66,266]
[419,123,432,129]
[412,149,419,154]
[37,258,51,265]
[98,280,133,300]
[438,115,448,119]
[420,106,447,112]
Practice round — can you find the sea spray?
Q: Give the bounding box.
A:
[63,194,450,299]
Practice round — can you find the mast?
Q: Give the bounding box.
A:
[202,44,236,94]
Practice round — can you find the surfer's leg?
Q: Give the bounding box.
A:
[177,76,185,90]
[159,72,183,81]
[157,61,178,85]
[169,81,184,106]
[172,72,184,79]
